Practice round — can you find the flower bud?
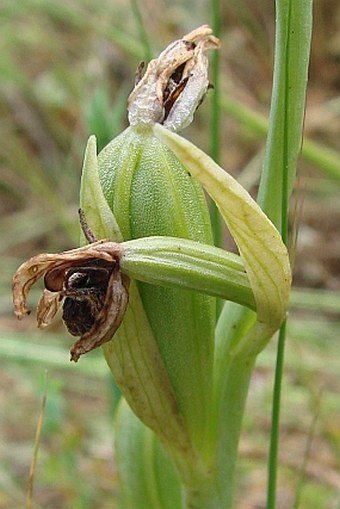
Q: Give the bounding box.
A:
[87,125,217,463]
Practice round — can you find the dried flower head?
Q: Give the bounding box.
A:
[12,212,129,362]
[127,25,220,131]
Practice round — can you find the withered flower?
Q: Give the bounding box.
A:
[127,24,220,131]
[12,214,129,362]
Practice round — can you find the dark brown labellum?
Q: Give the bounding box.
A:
[57,262,115,337]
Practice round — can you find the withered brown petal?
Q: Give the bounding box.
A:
[12,241,127,361]
[12,241,123,320]
[127,24,220,129]
[37,290,62,328]
[44,267,68,292]
[163,75,191,120]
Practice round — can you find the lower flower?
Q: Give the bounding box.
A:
[12,216,129,362]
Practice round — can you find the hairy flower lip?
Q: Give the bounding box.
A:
[127,24,220,131]
[12,241,129,362]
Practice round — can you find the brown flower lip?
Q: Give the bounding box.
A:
[12,221,129,362]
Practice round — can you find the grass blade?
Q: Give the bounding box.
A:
[261,2,313,508]
[27,371,48,509]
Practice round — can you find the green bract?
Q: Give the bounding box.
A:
[154,124,291,356]
[80,129,217,478]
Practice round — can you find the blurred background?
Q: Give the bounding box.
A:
[0,1,339,508]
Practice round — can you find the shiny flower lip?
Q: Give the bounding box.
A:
[12,213,129,362]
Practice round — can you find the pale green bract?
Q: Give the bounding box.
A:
[154,123,291,356]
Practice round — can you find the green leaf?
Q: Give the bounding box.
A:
[154,124,292,356]
[121,236,256,310]
[257,0,314,229]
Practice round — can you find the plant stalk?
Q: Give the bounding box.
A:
[182,354,255,509]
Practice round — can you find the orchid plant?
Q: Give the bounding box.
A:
[12,4,312,507]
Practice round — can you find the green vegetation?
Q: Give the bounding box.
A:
[1,1,339,508]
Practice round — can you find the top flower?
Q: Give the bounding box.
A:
[127,25,220,132]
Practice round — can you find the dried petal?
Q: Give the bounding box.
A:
[37,290,62,328]
[12,241,128,361]
[127,25,220,131]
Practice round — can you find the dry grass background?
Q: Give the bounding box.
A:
[0,1,339,508]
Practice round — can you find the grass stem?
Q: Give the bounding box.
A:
[210,0,222,248]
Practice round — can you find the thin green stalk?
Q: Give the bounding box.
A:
[182,355,255,509]
[267,5,292,499]
[266,322,287,509]
[266,0,291,498]
[210,0,222,248]
[260,1,313,508]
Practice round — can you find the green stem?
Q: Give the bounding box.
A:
[211,302,257,507]
[266,2,292,501]
[214,356,255,509]
[266,322,287,509]
[182,353,255,509]
[182,479,225,509]
[260,1,313,507]
[210,0,222,248]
